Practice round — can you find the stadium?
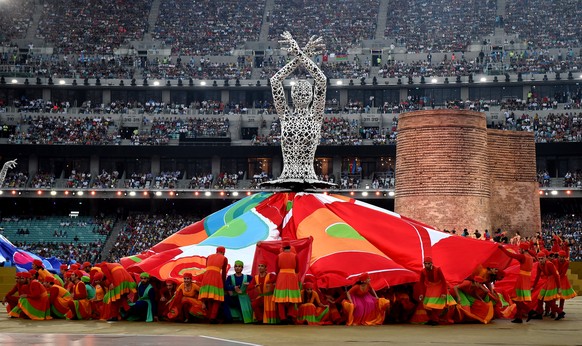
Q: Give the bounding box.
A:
[0,0,581,344]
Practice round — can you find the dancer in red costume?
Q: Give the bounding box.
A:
[553,250,577,320]
[2,273,27,313]
[9,271,51,320]
[530,252,561,321]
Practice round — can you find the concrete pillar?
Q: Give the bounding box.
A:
[151,155,160,177]
[102,90,111,105]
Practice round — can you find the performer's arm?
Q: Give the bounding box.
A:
[497,244,525,263]
[3,284,18,301]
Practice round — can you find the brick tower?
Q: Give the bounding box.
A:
[395,109,540,236]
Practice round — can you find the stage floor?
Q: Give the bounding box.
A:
[1,296,581,346]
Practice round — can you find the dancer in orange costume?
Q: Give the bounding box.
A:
[273,239,301,323]
[44,276,72,319]
[167,273,206,322]
[497,243,533,323]
[296,282,330,325]
[198,246,228,323]
[65,270,92,320]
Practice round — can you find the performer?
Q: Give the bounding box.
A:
[554,250,576,320]
[198,246,228,323]
[2,272,27,313]
[43,276,72,319]
[296,282,329,325]
[90,272,107,319]
[167,272,206,322]
[9,271,51,320]
[58,264,68,283]
[82,262,92,273]
[66,270,92,320]
[249,260,278,324]
[343,273,390,326]
[417,257,454,325]
[157,278,177,321]
[32,259,62,286]
[98,262,137,321]
[530,252,561,321]
[268,31,330,187]
[124,272,157,322]
[273,239,302,323]
[224,260,254,323]
[497,243,533,323]
[452,276,494,324]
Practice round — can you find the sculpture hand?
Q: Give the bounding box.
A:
[3,159,17,170]
[279,31,301,56]
[303,36,325,57]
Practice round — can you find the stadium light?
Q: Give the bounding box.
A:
[64,191,70,195]
[0,191,3,195]
[362,192,369,197]
[59,80,66,85]
[155,191,162,196]
[550,190,558,195]
[77,191,84,196]
[91,191,96,196]
[50,191,57,196]
[232,191,239,197]
[204,191,211,197]
[116,191,122,196]
[11,79,18,84]
[388,191,395,197]
[129,191,136,197]
[153,81,160,86]
[200,81,207,86]
[37,190,42,195]
[336,80,343,85]
[480,77,487,82]
[431,78,437,84]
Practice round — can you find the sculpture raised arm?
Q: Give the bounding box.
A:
[0,159,17,187]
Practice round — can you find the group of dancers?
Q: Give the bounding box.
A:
[2,238,577,326]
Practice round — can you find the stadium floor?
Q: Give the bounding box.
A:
[1,296,581,346]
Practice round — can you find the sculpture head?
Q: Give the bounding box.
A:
[291,80,313,107]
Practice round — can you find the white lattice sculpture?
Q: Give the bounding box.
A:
[0,159,17,187]
[263,32,336,190]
